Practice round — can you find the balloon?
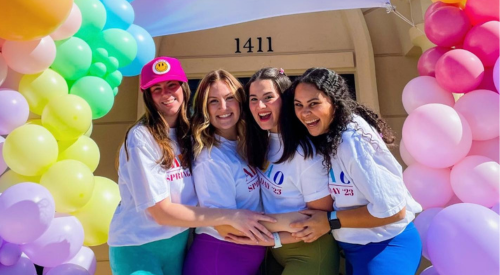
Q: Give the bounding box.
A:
[463,21,500,67]
[58,136,100,172]
[50,4,82,41]
[400,139,417,166]
[120,24,156,77]
[102,0,135,30]
[92,29,138,67]
[41,94,92,141]
[492,203,500,214]
[40,160,94,213]
[477,68,497,92]
[0,137,6,175]
[402,76,454,114]
[403,104,472,168]
[92,48,109,63]
[425,6,471,47]
[21,215,84,267]
[84,123,93,137]
[417,47,450,77]
[0,53,7,86]
[0,90,29,135]
[44,246,96,275]
[435,49,484,94]
[0,67,23,90]
[414,208,443,260]
[51,37,92,81]
[2,37,56,74]
[46,264,90,275]
[113,87,119,96]
[106,57,120,73]
[74,0,107,41]
[0,255,36,275]
[420,266,440,275]
[72,176,120,246]
[18,69,68,115]
[0,183,55,244]
[493,58,499,92]
[403,164,453,209]
[425,2,456,20]
[104,70,123,88]
[70,76,114,119]
[450,156,499,207]
[3,124,58,176]
[427,203,499,275]
[444,194,463,207]
[464,0,499,25]
[0,170,41,193]
[0,0,73,41]
[88,62,107,77]
[0,242,21,266]
[454,89,499,140]
[468,137,499,162]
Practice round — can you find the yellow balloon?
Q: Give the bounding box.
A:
[3,124,58,176]
[19,69,69,115]
[40,159,94,213]
[58,136,100,172]
[26,119,43,126]
[42,94,92,141]
[0,170,41,193]
[71,176,120,246]
[84,122,93,137]
[0,0,73,41]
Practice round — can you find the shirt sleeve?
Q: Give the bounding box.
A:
[122,132,171,212]
[193,157,238,209]
[341,132,407,218]
[299,158,331,203]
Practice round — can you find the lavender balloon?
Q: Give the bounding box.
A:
[0,90,29,135]
[43,246,96,275]
[0,183,55,244]
[21,215,84,267]
[0,136,7,175]
[413,208,443,260]
[46,264,90,275]
[420,266,440,275]
[0,255,36,275]
[0,242,21,266]
[427,203,499,275]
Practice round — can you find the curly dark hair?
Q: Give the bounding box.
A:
[278,68,395,170]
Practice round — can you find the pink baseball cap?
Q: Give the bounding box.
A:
[140,56,188,90]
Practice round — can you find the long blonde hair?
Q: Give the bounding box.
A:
[191,69,247,159]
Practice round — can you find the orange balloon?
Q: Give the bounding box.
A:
[0,0,73,41]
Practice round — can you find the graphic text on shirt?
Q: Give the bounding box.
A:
[166,154,191,181]
[257,165,284,195]
[328,168,354,196]
[244,166,260,192]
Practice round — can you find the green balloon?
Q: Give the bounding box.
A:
[106,56,119,73]
[51,37,92,80]
[74,0,107,41]
[104,70,123,88]
[93,29,137,68]
[70,76,114,119]
[113,87,119,96]
[92,48,108,63]
[89,62,107,77]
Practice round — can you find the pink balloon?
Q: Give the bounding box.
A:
[444,194,463,207]
[464,0,499,26]
[0,67,23,90]
[468,137,499,162]
[463,21,500,67]
[399,139,417,166]
[403,164,453,209]
[0,242,22,266]
[494,58,499,92]
[0,136,6,175]
[450,155,499,207]
[46,264,90,275]
[425,2,457,20]
[435,49,484,93]
[2,37,56,74]
[43,246,96,275]
[0,255,36,275]
[0,53,7,86]
[403,104,472,168]
[492,203,500,214]
[0,90,29,135]
[402,76,454,114]
[477,68,497,92]
[420,266,440,275]
[21,215,84,267]
[417,47,450,77]
[427,203,499,275]
[50,4,83,41]
[425,6,471,47]
[454,89,499,140]
[414,208,443,260]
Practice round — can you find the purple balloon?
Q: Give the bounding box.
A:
[46,264,90,275]
[0,90,29,135]
[491,203,500,215]
[21,215,84,267]
[0,242,22,266]
[43,246,96,275]
[420,266,440,275]
[413,208,443,260]
[0,255,36,275]
[427,203,499,275]
[0,183,55,244]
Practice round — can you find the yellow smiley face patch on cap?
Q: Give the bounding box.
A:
[152,59,170,75]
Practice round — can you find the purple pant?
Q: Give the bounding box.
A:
[183,233,266,275]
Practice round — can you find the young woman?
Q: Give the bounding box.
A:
[225,68,340,275]
[284,68,423,275]
[108,58,275,275]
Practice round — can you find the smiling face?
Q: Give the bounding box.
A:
[249,80,282,133]
[150,81,184,124]
[207,81,241,140]
[294,83,334,136]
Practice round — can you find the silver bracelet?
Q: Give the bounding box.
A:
[272,232,282,249]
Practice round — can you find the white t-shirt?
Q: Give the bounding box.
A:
[260,133,330,214]
[193,135,262,240]
[328,115,422,244]
[108,125,197,247]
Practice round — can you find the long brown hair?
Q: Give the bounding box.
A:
[191,69,247,159]
[122,82,192,170]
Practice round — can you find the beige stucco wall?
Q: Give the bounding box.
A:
[90,1,431,273]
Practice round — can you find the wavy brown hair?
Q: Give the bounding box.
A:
[122,82,192,170]
[279,68,395,170]
[191,69,247,159]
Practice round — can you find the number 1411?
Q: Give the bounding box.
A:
[235,37,273,53]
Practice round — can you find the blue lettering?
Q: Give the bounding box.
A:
[266,164,274,178]
[273,171,284,185]
[340,171,351,184]
[329,168,336,183]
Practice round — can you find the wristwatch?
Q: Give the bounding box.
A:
[272,232,282,249]
[327,211,342,230]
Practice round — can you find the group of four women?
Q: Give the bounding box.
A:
[107,56,423,275]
